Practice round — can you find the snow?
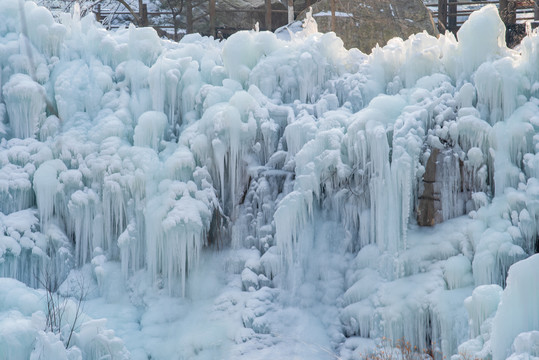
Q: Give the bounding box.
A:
[313,11,354,18]
[0,277,127,360]
[1,1,539,359]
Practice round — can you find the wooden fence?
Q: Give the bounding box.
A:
[92,0,539,43]
[93,0,314,40]
[426,0,539,33]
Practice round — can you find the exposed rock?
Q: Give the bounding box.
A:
[418,148,442,226]
[418,147,476,226]
[298,0,438,53]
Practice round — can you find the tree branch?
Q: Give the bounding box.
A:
[116,0,142,25]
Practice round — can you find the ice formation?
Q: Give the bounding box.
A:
[1,1,539,359]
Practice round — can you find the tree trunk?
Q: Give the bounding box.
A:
[210,0,216,36]
[438,0,447,33]
[186,0,193,33]
[330,0,336,32]
[117,0,141,24]
[141,3,148,26]
[448,0,456,31]
[265,0,272,30]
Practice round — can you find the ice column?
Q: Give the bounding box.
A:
[3,74,45,139]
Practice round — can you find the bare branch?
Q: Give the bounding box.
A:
[116,0,142,24]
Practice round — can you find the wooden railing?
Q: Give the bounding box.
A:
[91,1,539,44]
[426,0,539,33]
[92,0,314,40]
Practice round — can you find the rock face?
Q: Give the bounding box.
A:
[417,148,442,226]
[299,0,439,53]
[417,147,481,227]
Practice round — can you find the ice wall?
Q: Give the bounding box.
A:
[491,254,539,360]
[1,1,539,359]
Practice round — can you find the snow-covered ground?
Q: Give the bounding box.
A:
[1,1,539,359]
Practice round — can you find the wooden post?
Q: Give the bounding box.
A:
[265,0,272,30]
[96,4,101,22]
[331,0,336,32]
[448,1,456,31]
[141,3,148,27]
[535,0,539,21]
[210,0,216,36]
[186,0,193,33]
[138,0,144,26]
[288,0,294,24]
[438,0,447,33]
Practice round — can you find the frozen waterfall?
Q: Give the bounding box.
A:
[0,1,539,359]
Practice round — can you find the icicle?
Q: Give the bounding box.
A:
[439,151,463,221]
[274,190,313,274]
[128,24,162,67]
[3,74,45,139]
[474,58,520,125]
[367,123,396,252]
[102,175,126,258]
[0,163,33,214]
[68,188,101,266]
[133,111,168,151]
[117,220,136,278]
[148,56,182,127]
[33,159,66,227]
[145,180,215,296]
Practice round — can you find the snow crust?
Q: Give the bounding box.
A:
[1,1,539,359]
